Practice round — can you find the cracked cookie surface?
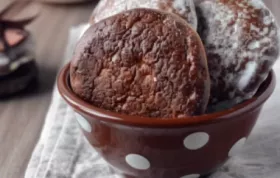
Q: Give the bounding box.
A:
[71,9,210,118]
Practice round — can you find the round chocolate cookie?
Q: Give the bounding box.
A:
[0,60,37,97]
[71,8,210,118]
[90,0,198,30]
[196,0,279,110]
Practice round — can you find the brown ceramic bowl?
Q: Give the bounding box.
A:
[57,63,276,178]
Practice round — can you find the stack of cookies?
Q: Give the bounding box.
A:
[0,3,38,97]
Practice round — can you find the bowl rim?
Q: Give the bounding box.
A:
[57,63,276,128]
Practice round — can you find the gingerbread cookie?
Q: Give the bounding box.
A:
[90,0,198,30]
[196,0,279,110]
[71,9,210,118]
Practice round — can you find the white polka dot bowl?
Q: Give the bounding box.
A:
[58,64,276,178]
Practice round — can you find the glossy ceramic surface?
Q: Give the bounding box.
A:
[57,63,276,178]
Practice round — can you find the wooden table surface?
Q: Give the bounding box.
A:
[0,1,279,178]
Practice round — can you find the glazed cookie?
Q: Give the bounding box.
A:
[71,9,210,118]
[90,0,198,30]
[196,0,279,110]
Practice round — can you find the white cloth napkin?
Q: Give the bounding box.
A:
[25,24,280,178]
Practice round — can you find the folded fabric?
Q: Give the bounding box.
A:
[25,24,280,178]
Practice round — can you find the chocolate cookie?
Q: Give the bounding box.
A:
[71,8,210,118]
[0,1,37,76]
[196,0,279,110]
[90,0,198,30]
[0,1,38,97]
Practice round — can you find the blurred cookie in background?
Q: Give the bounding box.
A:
[0,1,39,97]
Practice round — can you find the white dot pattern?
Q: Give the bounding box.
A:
[75,113,92,133]
[181,174,200,178]
[183,132,209,150]
[125,154,150,170]
[229,137,247,157]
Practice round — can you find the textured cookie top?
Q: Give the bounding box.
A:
[196,0,279,109]
[90,0,198,30]
[71,9,210,118]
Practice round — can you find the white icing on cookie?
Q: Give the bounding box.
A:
[248,40,261,50]
[249,0,265,9]
[172,0,198,29]
[197,0,279,109]
[238,61,257,90]
[91,0,198,30]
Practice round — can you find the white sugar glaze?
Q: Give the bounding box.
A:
[91,0,198,30]
[197,0,279,109]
